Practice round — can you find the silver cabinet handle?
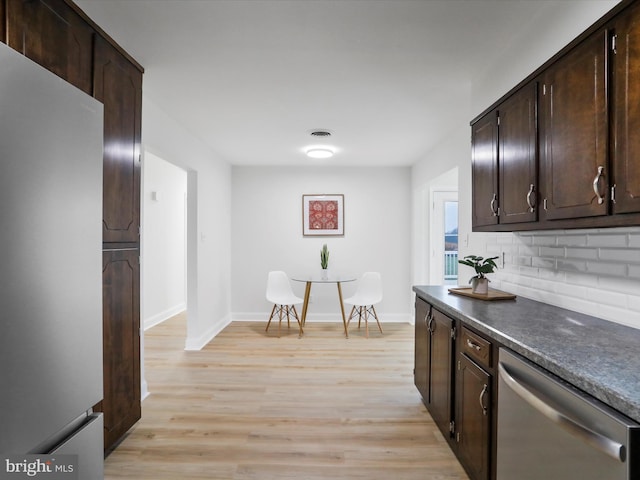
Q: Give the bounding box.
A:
[490,193,498,217]
[498,362,624,462]
[479,383,488,416]
[466,338,481,351]
[427,314,434,335]
[593,166,605,205]
[526,184,536,213]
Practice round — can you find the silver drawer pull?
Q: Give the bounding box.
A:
[466,338,482,351]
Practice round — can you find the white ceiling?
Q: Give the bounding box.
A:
[74,0,573,167]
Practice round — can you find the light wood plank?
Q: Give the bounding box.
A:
[104,314,468,480]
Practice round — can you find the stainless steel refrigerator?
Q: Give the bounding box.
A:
[0,41,104,479]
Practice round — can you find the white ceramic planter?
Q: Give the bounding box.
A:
[471,277,489,295]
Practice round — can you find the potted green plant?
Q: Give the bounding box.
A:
[320,244,329,279]
[458,255,499,294]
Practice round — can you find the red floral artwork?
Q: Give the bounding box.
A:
[308,200,338,230]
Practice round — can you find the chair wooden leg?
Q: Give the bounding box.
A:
[346,306,356,328]
[357,306,363,328]
[371,305,383,334]
[266,304,277,332]
[363,306,369,338]
[278,305,285,338]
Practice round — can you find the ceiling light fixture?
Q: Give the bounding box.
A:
[306,147,334,159]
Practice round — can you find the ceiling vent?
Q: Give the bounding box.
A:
[310,130,331,137]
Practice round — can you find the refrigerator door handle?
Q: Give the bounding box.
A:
[498,362,625,462]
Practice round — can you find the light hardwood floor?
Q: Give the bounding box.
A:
[104,313,468,480]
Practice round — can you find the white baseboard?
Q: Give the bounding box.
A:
[231,311,412,323]
[141,379,150,402]
[184,313,232,351]
[144,303,186,330]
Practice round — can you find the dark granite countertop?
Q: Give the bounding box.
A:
[413,285,640,424]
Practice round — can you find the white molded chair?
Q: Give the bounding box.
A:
[265,271,304,337]
[344,272,383,338]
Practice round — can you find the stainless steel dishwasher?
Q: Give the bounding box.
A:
[497,348,639,480]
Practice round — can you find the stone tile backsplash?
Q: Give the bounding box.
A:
[469,227,640,329]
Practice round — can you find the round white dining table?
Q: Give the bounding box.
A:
[290,273,357,337]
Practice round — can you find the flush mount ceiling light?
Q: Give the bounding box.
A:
[305,130,335,158]
[306,147,334,159]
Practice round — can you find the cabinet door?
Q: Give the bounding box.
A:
[100,249,141,451]
[540,29,609,220]
[429,309,454,439]
[471,111,499,228]
[498,83,538,224]
[6,0,94,95]
[612,2,640,214]
[456,354,491,480]
[414,298,431,401]
[94,36,142,244]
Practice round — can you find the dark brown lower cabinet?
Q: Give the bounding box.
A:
[413,297,455,440]
[456,354,492,480]
[429,308,455,438]
[98,248,141,451]
[414,298,430,400]
[414,297,495,480]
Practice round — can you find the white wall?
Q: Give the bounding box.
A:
[231,166,412,322]
[142,152,187,329]
[470,0,621,119]
[413,0,640,330]
[142,97,232,349]
[412,122,472,285]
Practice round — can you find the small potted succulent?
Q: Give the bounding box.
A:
[320,244,329,279]
[458,255,499,294]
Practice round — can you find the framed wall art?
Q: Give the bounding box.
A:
[302,194,344,236]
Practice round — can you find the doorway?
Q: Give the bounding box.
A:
[141,151,189,397]
[430,190,459,285]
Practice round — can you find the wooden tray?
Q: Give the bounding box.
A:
[448,287,516,301]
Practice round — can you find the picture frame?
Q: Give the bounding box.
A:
[302,194,344,236]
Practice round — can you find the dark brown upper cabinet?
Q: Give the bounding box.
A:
[611,0,640,215]
[94,35,142,245]
[5,0,94,95]
[471,111,499,228]
[471,83,538,229]
[539,28,609,221]
[472,0,640,231]
[498,83,538,225]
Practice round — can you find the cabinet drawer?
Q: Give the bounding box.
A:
[461,326,492,369]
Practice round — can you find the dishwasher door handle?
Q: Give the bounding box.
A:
[498,362,625,462]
